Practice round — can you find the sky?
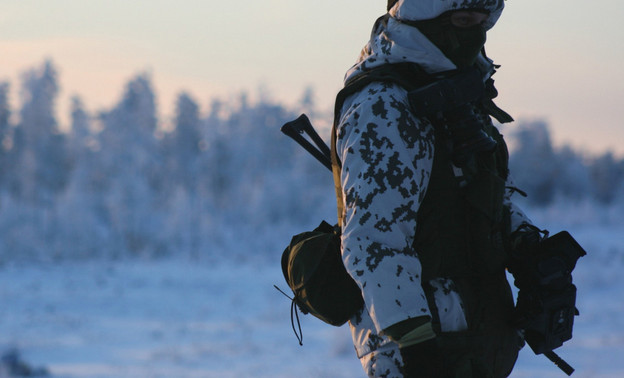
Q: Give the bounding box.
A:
[1,0,623,156]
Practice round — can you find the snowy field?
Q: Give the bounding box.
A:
[1,204,623,378]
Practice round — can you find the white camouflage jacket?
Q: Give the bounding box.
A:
[336,1,532,374]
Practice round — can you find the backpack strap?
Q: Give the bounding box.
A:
[330,123,344,226]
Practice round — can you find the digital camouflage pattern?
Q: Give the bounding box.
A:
[337,1,531,376]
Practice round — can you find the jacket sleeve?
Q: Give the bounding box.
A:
[336,81,435,334]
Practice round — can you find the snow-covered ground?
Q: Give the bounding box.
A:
[1,204,622,378]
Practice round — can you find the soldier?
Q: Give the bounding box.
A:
[332,1,536,376]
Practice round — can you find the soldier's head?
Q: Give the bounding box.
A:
[386,0,505,68]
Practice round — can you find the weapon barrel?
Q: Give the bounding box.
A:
[544,351,575,376]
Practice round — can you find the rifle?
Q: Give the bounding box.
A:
[281,114,332,172]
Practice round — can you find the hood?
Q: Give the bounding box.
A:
[344,0,505,84]
[389,0,505,30]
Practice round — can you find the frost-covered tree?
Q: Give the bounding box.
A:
[509,120,559,205]
[199,99,230,209]
[96,74,158,180]
[589,152,624,204]
[167,92,201,191]
[60,96,110,255]
[158,92,204,257]
[68,96,93,158]
[0,82,12,191]
[554,146,592,200]
[94,73,165,256]
[508,120,624,205]
[13,60,70,205]
[297,85,319,120]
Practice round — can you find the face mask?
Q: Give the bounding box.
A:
[409,14,487,68]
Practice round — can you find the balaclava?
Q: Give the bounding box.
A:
[408,12,487,68]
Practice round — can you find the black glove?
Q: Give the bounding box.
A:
[399,338,445,378]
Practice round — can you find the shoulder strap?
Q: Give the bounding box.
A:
[330,122,344,225]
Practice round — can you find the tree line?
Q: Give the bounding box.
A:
[0,61,621,261]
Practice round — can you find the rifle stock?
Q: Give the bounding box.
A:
[281,114,332,172]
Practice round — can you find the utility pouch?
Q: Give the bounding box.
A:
[519,284,578,355]
[510,231,587,355]
[280,221,363,328]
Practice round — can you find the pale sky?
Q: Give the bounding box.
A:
[2,0,623,156]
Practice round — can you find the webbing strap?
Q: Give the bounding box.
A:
[330,123,344,226]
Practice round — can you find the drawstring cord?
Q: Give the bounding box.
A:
[274,285,304,346]
[290,299,304,346]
